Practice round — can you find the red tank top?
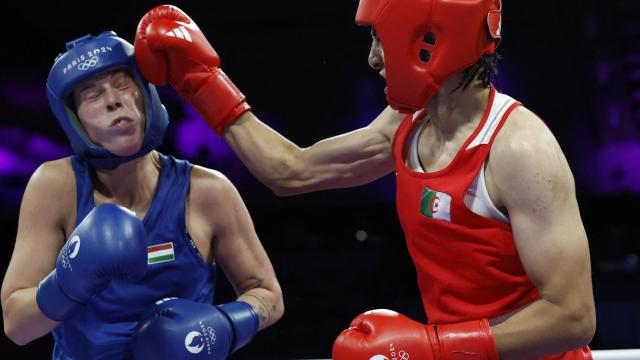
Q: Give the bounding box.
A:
[392,87,591,359]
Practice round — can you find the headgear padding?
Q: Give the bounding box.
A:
[46,31,169,169]
[356,0,502,113]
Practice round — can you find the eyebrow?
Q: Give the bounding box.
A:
[75,75,104,94]
[73,83,96,99]
[75,71,131,95]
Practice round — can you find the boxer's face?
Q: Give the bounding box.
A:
[72,69,146,157]
[368,28,385,79]
[368,27,388,97]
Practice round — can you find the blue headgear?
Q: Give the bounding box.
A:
[46,31,168,169]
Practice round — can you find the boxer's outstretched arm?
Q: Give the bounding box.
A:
[487,107,595,359]
[134,4,403,195]
[1,161,71,345]
[224,106,404,196]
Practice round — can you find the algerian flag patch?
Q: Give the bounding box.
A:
[420,187,452,222]
[148,242,175,264]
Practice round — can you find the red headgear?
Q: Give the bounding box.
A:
[356,0,502,113]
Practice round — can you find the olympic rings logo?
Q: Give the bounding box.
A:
[78,56,99,71]
[369,349,410,360]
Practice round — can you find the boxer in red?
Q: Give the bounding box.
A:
[134,2,596,358]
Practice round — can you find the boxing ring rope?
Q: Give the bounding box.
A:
[592,349,640,360]
[308,350,640,359]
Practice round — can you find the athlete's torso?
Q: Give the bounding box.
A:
[405,114,509,224]
[393,87,534,324]
[51,153,216,360]
[392,87,591,359]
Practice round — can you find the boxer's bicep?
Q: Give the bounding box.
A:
[2,161,71,342]
[491,112,591,301]
[295,127,394,189]
[3,162,69,299]
[487,118,595,356]
[285,106,404,193]
[503,144,590,302]
[194,169,283,329]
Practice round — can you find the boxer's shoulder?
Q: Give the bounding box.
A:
[371,105,407,142]
[488,105,570,206]
[189,165,234,196]
[492,105,558,160]
[33,156,73,174]
[187,165,239,215]
[21,157,77,236]
[29,158,75,197]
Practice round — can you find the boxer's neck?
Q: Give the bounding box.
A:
[427,78,490,138]
[92,151,161,212]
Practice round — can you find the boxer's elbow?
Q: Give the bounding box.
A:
[3,298,25,345]
[5,331,30,347]
[270,182,312,197]
[577,304,596,346]
[2,292,57,346]
[270,284,285,325]
[268,157,316,197]
[270,183,300,197]
[272,295,285,325]
[564,299,596,348]
[4,317,33,346]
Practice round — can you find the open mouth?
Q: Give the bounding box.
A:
[110,116,133,128]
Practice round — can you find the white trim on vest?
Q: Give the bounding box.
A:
[466,92,516,150]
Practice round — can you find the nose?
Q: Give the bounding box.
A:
[368,40,384,71]
[103,86,123,112]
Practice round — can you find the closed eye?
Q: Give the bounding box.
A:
[112,72,134,90]
[82,88,101,101]
[113,78,132,91]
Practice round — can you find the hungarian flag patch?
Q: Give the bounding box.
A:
[147,242,175,264]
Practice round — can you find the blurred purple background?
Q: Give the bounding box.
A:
[1,0,639,358]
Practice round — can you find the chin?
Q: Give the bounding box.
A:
[112,132,145,156]
[111,150,141,158]
[110,143,144,158]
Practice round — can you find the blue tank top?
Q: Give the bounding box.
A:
[51,153,216,360]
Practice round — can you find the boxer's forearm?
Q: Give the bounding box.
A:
[237,287,284,330]
[2,287,59,345]
[224,111,305,194]
[490,298,594,359]
[225,111,395,195]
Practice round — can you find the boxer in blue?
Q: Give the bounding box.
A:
[1,31,283,359]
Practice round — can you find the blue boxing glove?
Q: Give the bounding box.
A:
[131,297,259,360]
[36,204,148,321]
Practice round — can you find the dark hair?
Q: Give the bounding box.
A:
[455,52,501,93]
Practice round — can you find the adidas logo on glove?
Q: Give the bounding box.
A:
[165,26,192,42]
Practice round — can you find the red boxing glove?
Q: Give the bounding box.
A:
[134,4,250,135]
[333,309,499,360]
